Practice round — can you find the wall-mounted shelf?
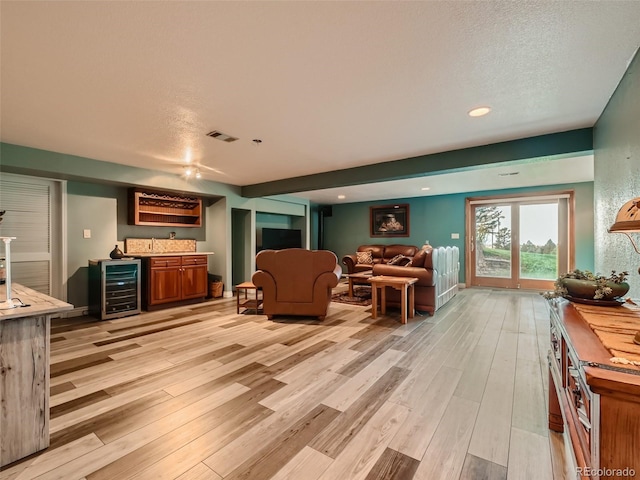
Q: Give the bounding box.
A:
[128,189,202,227]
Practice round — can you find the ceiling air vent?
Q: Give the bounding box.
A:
[206,130,238,142]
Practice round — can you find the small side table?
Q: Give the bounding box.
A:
[368,275,418,324]
[236,282,262,314]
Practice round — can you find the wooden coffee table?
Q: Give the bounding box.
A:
[345,271,373,296]
[368,275,418,324]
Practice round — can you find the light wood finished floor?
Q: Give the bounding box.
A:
[0,287,571,480]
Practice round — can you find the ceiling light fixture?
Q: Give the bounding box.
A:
[421,187,431,191]
[252,139,262,146]
[183,166,201,179]
[337,195,346,200]
[468,106,491,117]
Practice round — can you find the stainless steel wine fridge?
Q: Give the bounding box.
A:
[88,258,141,320]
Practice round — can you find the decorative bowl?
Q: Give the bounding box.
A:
[561,278,630,301]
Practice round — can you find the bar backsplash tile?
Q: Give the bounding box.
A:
[125,238,197,254]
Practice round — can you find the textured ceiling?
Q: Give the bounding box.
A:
[1,1,639,202]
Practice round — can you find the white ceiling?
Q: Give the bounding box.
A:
[1,2,639,203]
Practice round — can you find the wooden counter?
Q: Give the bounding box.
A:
[0,284,72,467]
[128,251,214,257]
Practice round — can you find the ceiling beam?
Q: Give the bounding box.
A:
[241,128,593,198]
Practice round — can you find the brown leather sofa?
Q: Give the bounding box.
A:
[252,248,342,320]
[342,244,419,274]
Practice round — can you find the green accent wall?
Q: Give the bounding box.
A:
[66,181,218,307]
[594,47,640,299]
[324,182,594,283]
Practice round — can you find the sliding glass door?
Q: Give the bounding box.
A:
[468,193,572,290]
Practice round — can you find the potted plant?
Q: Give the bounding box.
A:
[543,269,629,301]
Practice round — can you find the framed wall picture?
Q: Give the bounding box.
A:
[370,204,410,237]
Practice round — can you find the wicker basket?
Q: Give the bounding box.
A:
[209,281,223,298]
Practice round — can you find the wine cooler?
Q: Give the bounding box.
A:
[88,258,141,320]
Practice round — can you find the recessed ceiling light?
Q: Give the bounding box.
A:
[337,195,346,200]
[468,106,491,117]
[421,187,431,191]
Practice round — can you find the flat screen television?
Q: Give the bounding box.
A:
[260,228,302,250]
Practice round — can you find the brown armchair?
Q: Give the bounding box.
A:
[252,248,342,320]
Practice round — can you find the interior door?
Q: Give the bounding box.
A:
[0,173,65,298]
[468,194,571,290]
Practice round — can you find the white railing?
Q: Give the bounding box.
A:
[433,245,460,311]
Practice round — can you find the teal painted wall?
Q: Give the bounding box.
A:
[66,181,219,307]
[68,181,210,242]
[67,182,119,308]
[256,212,293,249]
[594,48,640,300]
[255,211,309,253]
[231,208,251,287]
[310,205,321,250]
[324,182,594,283]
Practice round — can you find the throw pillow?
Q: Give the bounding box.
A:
[396,256,413,266]
[387,254,404,265]
[356,250,374,265]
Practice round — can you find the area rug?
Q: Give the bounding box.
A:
[331,286,372,306]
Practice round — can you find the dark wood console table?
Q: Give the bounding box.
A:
[548,298,640,479]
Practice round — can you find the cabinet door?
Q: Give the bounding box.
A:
[149,266,182,305]
[182,264,208,299]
